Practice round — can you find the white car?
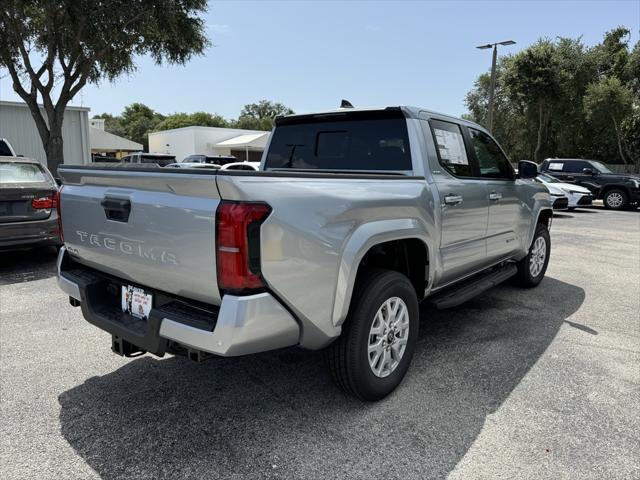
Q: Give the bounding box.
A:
[535,173,593,210]
[165,162,220,169]
[220,161,260,171]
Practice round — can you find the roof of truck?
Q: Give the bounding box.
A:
[277,106,486,132]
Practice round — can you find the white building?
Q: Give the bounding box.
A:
[148,126,270,162]
[0,100,90,165]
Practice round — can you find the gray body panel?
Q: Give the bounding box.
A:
[59,169,222,305]
[58,106,552,353]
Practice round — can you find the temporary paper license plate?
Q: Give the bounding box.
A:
[121,285,152,320]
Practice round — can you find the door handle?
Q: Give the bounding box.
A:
[444,194,463,205]
[101,197,131,222]
[489,191,502,201]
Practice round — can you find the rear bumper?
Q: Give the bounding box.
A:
[0,217,60,250]
[57,247,300,357]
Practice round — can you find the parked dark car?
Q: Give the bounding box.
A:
[539,158,640,210]
[0,157,61,250]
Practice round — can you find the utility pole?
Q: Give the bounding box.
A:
[476,40,516,133]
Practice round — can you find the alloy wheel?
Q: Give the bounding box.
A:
[367,297,410,378]
[529,236,547,277]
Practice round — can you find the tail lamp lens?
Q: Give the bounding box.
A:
[31,193,57,210]
[216,201,271,292]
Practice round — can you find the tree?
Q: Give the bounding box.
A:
[464,27,638,168]
[621,108,640,172]
[464,57,533,161]
[503,40,562,162]
[233,100,294,131]
[154,111,228,131]
[118,103,165,150]
[92,112,126,138]
[584,77,634,165]
[0,0,208,172]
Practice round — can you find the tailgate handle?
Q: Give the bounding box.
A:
[101,197,131,222]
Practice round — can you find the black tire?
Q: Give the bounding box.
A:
[327,269,419,401]
[603,188,629,210]
[515,224,551,288]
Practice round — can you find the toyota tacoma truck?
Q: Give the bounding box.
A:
[56,107,552,401]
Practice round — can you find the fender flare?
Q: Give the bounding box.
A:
[528,207,554,248]
[331,218,431,327]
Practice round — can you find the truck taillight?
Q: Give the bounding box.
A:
[55,188,63,243]
[216,201,271,293]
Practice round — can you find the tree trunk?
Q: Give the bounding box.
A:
[610,114,628,165]
[534,103,544,163]
[45,124,65,175]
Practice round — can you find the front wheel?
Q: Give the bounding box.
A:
[515,224,550,288]
[603,189,628,210]
[327,269,419,401]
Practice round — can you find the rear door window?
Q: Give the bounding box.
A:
[563,161,590,173]
[429,120,473,177]
[264,111,412,171]
[0,162,48,184]
[547,161,564,172]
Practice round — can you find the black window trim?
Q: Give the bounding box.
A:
[427,119,479,179]
[465,125,516,181]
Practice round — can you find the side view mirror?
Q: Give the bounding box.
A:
[582,168,595,175]
[518,160,538,179]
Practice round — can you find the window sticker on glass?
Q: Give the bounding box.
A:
[548,162,563,171]
[434,128,468,165]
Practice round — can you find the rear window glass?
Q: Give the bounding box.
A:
[0,163,47,184]
[264,112,411,171]
[140,156,175,166]
[0,140,13,156]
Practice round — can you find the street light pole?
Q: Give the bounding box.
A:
[476,40,516,133]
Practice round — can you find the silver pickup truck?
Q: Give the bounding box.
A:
[57,106,552,400]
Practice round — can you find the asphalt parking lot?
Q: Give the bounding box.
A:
[1,206,639,480]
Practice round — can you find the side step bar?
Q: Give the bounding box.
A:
[428,263,518,309]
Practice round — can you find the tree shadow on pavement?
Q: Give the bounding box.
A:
[0,247,58,285]
[58,277,584,480]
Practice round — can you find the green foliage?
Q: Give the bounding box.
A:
[621,108,640,162]
[154,112,228,131]
[232,100,295,131]
[94,103,165,150]
[0,0,209,171]
[465,27,640,171]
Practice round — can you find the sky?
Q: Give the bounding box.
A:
[0,0,638,119]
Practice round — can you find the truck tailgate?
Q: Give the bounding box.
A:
[58,167,222,305]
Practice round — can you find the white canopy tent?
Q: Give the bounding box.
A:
[215,132,269,160]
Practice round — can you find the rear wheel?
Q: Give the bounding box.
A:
[603,189,628,210]
[515,224,550,288]
[327,270,419,401]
